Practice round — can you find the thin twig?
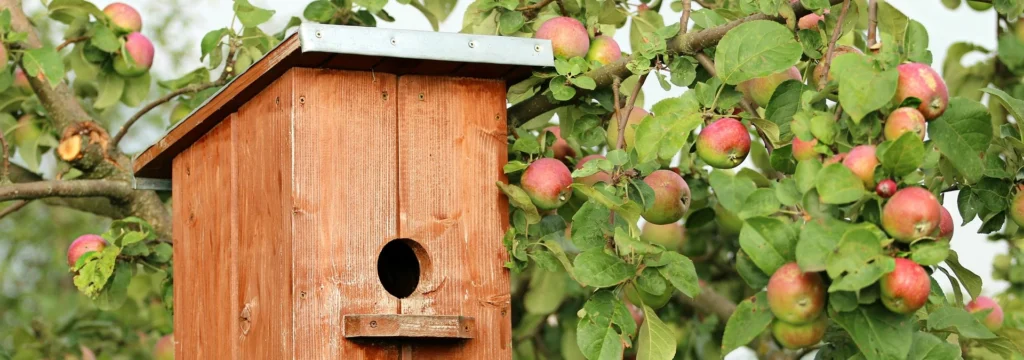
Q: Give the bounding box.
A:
[0,179,133,202]
[109,80,227,149]
[0,200,29,219]
[55,36,88,51]
[616,73,648,151]
[695,53,774,153]
[516,0,554,10]
[867,0,878,48]
[0,129,8,182]
[818,0,852,89]
[679,0,692,35]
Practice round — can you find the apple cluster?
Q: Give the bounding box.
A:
[534,16,623,66]
[100,2,155,77]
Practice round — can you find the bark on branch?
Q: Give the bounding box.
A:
[0,179,133,203]
[506,0,844,128]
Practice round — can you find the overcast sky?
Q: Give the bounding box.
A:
[72,0,1003,358]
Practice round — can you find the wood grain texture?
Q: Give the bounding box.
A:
[172,115,237,359]
[233,70,294,358]
[343,315,475,339]
[290,68,400,359]
[397,75,512,359]
[133,34,301,179]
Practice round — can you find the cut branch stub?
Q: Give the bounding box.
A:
[58,122,110,162]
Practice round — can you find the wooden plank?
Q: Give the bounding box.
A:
[397,75,512,359]
[133,34,301,179]
[172,116,237,359]
[343,315,475,339]
[233,70,294,358]
[290,68,400,359]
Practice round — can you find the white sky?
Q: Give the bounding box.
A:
[74,0,1003,358]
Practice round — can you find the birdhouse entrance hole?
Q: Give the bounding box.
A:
[377,238,430,298]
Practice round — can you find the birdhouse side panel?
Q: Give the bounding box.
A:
[396,75,512,359]
[290,68,401,358]
[233,71,296,358]
[172,117,239,359]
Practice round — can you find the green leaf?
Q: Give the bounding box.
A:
[736,250,770,289]
[95,72,125,109]
[796,217,850,272]
[550,77,577,101]
[905,20,931,64]
[524,269,567,314]
[876,1,909,47]
[572,200,612,250]
[927,97,994,184]
[497,9,526,35]
[94,261,131,310]
[795,159,822,193]
[73,246,121,297]
[910,240,950,266]
[830,53,899,122]
[881,132,925,177]
[425,0,459,23]
[945,250,983,299]
[927,306,997,339]
[355,0,387,13]
[738,217,797,274]
[158,67,210,90]
[709,170,757,215]
[766,80,813,140]
[233,0,276,27]
[775,178,801,206]
[738,188,781,219]
[495,182,541,224]
[655,251,700,297]
[577,291,629,359]
[831,304,914,360]
[714,20,802,85]
[722,292,773,356]
[200,28,229,60]
[981,87,1024,124]
[635,111,701,164]
[120,72,151,107]
[574,249,635,288]
[89,25,120,53]
[636,305,676,360]
[826,228,895,292]
[906,331,961,360]
[573,76,597,90]
[149,243,173,264]
[303,1,336,22]
[815,163,865,204]
[22,47,65,88]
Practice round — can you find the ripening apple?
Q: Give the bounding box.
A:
[542,126,576,161]
[737,66,801,107]
[574,154,611,186]
[67,234,107,268]
[966,296,1004,331]
[640,222,685,250]
[113,32,155,77]
[641,170,691,225]
[13,114,41,145]
[791,137,818,161]
[696,118,750,169]
[586,36,622,66]
[876,179,897,198]
[13,67,31,92]
[627,302,644,331]
[879,258,931,314]
[797,12,826,31]
[534,17,590,59]
[1010,186,1024,228]
[521,158,573,211]
[154,335,174,360]
[0,45,7,72]
[1017,20,1024,43]
[605,107,648,150]
[967,1,993,10]
[771,315,828,349]
[882,187,942,242]
[767,263,826,324]
[884,107,927,141]
[937,206,954,242]
[812,45,862,88]
[103,2,143,33]
[893,63,949,120]
[625,281,673,309]
[842,145,878,188]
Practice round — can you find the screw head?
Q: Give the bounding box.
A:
[390,38,397,45]
[315,31,322,38]
[369,320,378,328]
[534,45,542,52]
[469,41,477,48]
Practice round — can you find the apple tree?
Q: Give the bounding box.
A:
[1,0,1024,359]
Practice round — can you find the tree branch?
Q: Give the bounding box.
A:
[7,162,129,220]
[679,0,692,36]
[867,0,878,48]
[616,73,647,150]
[818,0,852,89]
[110,80,227,149]
[0,128,8,182]
[56,36,89,51]
[507,0,844,128]
[0,179,133,203]
[0,200,29,220]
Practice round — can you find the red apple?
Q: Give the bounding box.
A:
[542,126,576,161]
[605,107,648,150]
[521,158,573,211]
[574,154,611,186]
[585,36,622,66]
[1010,186,1024,228]
[641,170,691,225]
[103,2,142,33]
[812,45,862,89]
[696,118,750,169]
[640,222,685,250]
[113,32,154,77]
[876,179,897,198]
[966,296,1004,331]
[893,63,949,120]
[767,263,826,324]
[842,145,878,188]
[884,107,927,141]
[792,137,818,161]
[534,17,590,59]
[882,187,942,242]
[154,334,174,360]
[937,206,954,242]
[771,315,828,349]
[67,234,107,267]
[879,258,931,315]
[737,66,802,107]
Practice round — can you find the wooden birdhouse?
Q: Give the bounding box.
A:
[131,24,553,359]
